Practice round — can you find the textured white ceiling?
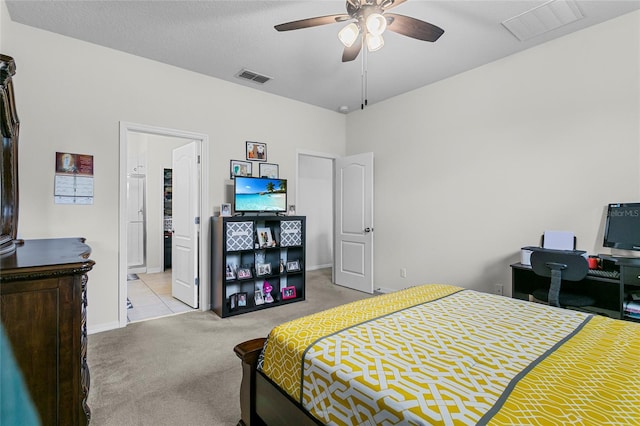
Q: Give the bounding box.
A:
[5,0,640,113]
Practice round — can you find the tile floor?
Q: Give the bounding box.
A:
[127,270,196,323]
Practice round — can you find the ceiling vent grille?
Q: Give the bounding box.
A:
[236,69,272,84]
[502,0,584,42]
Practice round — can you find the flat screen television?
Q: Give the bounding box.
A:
[603,202,640,251]
[234,177,287,213]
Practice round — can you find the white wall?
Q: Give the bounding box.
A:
[346,10,640,294]
[1,1,347,333]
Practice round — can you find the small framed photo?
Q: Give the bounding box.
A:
[246,141,267,162]
[288,205,296,216]
[286,260,301,272]
[229,293,238,311]
[281,286,296,300]
[237,292,248,308]
[256,263,271,277]
[259,163,279,178]
[225,264,236,280]
[237,267,252,280]
[221,203,232,217]
[230,160,252,179]
[257,227,275,248]
[254,289,265,305]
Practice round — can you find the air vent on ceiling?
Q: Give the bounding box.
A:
[236,69,272,85]
[502,0,584,42]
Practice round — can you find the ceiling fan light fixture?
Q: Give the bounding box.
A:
[366,13,387,36]
[338,23,360,47]
[366,34,384,52]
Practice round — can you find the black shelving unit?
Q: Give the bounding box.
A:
[210,215,306,317]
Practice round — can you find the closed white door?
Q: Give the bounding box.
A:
[171,142,199,308]
[334,152,374,293]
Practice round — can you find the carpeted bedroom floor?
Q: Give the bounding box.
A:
[87,268,373,425]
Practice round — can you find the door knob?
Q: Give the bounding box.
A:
[364,227,372,233]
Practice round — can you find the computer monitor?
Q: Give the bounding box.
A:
[603,202,640,251]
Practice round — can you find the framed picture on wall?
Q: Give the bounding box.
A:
[246,141,267,162]
[230,160,252,179]
[259,163,278,178]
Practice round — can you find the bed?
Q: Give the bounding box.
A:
[234,284,640,425]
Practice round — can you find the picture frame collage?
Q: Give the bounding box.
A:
[229,141,279,179]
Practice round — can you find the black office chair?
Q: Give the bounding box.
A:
[530,248,595,308]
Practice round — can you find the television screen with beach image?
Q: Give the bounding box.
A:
[234,177,287,212]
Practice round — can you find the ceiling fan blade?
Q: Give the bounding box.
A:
[342,37,363,62]
[380,0,407,11]
[275,14,350,31]
[385,13,444,42]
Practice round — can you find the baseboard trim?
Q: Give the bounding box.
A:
[306,263,332,271]
[88,321,121,335]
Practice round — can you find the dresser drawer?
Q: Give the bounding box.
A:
[622,266,640,286]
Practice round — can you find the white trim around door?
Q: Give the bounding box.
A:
[119,121,211,328]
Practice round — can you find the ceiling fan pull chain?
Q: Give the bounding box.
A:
[361,34,365,110]
[364,44,368,108]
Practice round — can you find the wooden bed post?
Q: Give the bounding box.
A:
[234,338,267,426]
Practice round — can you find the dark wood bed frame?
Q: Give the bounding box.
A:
[234,338,322,426]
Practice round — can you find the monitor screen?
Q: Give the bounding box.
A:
[603,202,640,251]
[234,177,287,213]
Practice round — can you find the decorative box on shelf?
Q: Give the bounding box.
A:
[225,221,254,251]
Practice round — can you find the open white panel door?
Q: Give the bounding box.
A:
[172,142,199,308]
[334,152,374,293]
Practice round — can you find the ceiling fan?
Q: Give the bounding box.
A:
[274,0,444,62]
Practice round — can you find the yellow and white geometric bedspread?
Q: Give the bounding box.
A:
[259,284,640,425]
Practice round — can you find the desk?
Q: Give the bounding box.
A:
[511,259,640,320]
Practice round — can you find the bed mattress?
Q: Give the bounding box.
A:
[259,284,640,425]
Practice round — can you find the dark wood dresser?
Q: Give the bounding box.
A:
[0,238,95,425]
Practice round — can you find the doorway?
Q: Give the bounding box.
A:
[296,151,335,271]
[119,122,210,328]
[296,150,374,294]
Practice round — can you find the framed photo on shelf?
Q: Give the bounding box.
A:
[246,141,267,162]
[287,205,296,216]
[221,203,232,217]
[237,292,248,308]
[259,163,279,178]
[286,260,301,272]
[237,267,252,280]
[225,264,236,280]
[229,293,238,311]
[230,160,252,179]
[254,290,264,305]
[281,286,296,300]
[257,227,275,248]
[256,263,271,277]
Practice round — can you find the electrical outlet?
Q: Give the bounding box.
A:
[494,284,504,296]
[400,268,407,278]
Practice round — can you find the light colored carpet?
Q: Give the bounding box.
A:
[87,268,372,426]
